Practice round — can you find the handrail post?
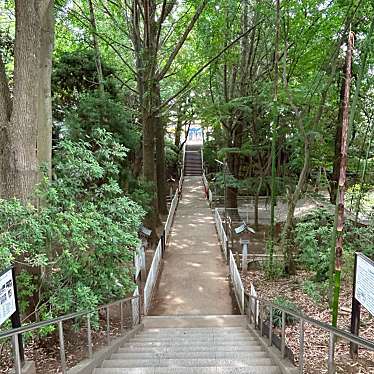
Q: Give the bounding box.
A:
[138,295,142,324]
[260,303,263,337]
[120,301,124,333]
[86,314,93,359]
[299,318,305,373]
[248,296,252,324]
[58,321,67,373]
[12,334,22,374]
[281,310,286,358]
[269,306,273,346]
[106,306,110,345]
[328,332,335,374]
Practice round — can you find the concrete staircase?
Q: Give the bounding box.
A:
[93,316,281,374]
[185,145,202,176]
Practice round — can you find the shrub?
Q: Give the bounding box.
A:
[0,129,145,322]
[272,297,298,327]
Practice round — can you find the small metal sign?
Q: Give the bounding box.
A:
[355,253,374,316]
[0,268,16,326]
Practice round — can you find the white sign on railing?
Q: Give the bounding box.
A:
[355,254,374,316]
[229,250,245,314]
[134,245,145,279]
[131,286,140,325]
[214,209,228,260]
[144,240,162,314]
[0,269,16,327]
[250,283,259,324]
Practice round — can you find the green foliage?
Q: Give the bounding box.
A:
[0,130,144,321]
[165,140,179,170]
[262,253,285,280]
[272,297,298,328]
[295,208,374,281]
[52,50,119,120]
[295,208,333,280]
[302,279,329,303]
[65,92,140,152]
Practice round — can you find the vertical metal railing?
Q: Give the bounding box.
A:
[245,293,374,374]
[0,296,140,374]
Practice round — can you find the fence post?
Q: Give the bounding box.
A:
[281,311,286,358]
[86,314,93,359]
[299,318,305,374]
[328,332,335,374]
[58,321,67,373]
[269,306,273,346]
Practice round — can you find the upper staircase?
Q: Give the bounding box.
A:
[93,315,281,374]
[184,144,202,176]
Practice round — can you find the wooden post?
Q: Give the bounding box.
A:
[350,252,361,358]
[10,267,25,366]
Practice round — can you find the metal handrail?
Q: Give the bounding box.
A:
[246,292,374,373]
[0,295,141,374]
[0,295,139,339]
[246,293,374,349]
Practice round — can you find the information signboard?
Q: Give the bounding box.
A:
[355,253,374,316]
[0,268,16,326]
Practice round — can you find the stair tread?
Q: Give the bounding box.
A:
[94,368,280,374]
[111,352,268,360]
[102,358,274,368]
[119,345,264,353]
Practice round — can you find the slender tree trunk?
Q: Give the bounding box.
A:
[174,105,183,148]
[88,0,104,93]
[331,31,354,327]
[37,0,54,182]
[269,0,280,273]
[155,86,167,215]
[330,65,346,204]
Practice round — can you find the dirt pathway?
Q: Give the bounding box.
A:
[150,176,234,315]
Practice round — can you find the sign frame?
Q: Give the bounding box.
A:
[350,252,374,358]
[0,266,24,365]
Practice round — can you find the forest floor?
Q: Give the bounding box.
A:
[241,270,374,374]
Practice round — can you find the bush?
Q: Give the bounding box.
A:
[295,207,374,281]
[272,297,298,327]
[0,129,145,322]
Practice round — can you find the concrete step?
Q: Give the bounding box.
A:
[129,336,256,343]
[122,340,261,348]
[94,368,280,374]
[111,351,268,360]
[143,327,247,334]
[142,316,247,329]
[102,358,275,368]
[138,332,251,339]
[119,345,265,353]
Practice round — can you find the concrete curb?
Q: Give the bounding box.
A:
[11,361,36,374]
[67,323,144,374]
[247,323,299,374]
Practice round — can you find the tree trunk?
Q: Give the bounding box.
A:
[88,0,104,93]
[155,87,167,215]
[1,0,42,202]
[174,105,183,148]
[37,0,54,182]
[329,63,346,204]
[331,31,354,327]
[269,0,280,273]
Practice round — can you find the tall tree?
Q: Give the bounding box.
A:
[331,31,354,327]
[0,0,54,201]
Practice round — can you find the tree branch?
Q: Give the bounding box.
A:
[159,19,264,110]
[157,0,208,80]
